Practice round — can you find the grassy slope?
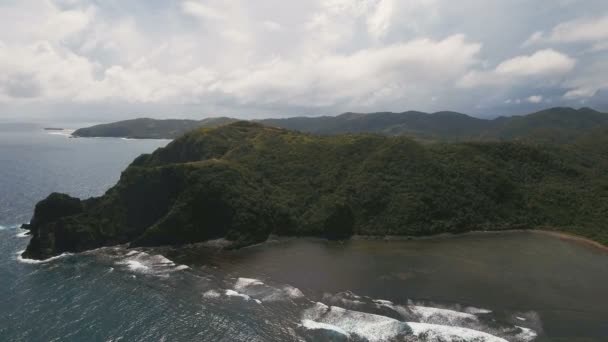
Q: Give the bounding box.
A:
[23,122,608,259]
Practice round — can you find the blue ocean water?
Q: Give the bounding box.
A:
[1,126,607,341]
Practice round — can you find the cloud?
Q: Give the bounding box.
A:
[524,15,608,46]
[459,49,576,88]
[262,21,282,31]
[181,1,225,21]
[213,34,480,107]
[562,59,608,99]
[495,49,576,76]
[0,0,606,120]
[526,95,543,103]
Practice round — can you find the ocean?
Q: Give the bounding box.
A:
[1,126,607,341]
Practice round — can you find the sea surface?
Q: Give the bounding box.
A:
[1,126,607,341]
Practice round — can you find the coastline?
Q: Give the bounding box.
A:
[353,229,608,253]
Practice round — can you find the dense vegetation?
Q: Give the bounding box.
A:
[23,121,608,259]
[72,107,608,142]
[73,117,236,139]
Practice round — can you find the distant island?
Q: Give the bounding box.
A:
[22,120,608,260]
[71,107,608,143]
[44,127,65,131]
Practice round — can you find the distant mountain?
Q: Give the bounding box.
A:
[72,107,608,142]
[73,117,236,139]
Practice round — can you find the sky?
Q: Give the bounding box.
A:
[1,0,607,123]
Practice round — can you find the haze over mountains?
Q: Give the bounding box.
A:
[73,107,608,143]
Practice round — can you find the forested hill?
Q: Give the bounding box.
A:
[72,107,608,142]
[23,121,608,259]
[72,117,237,139]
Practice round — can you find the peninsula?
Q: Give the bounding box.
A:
[22,121,608,259]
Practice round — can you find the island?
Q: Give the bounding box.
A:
[22,121,608,260]
[71,107,608,144]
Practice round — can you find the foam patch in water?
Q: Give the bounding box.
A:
[408,322,508,342]
[46,129,75,137]
[15,250,73,264]
[16,230,30,238]
[203,290,221,299]
[114,250,189,276]
[312,292,539,342]
[231,277,306,303]
[301,303,413,341]
[1,224,20,231]
[225,289,253,301]
[300,319,350,340]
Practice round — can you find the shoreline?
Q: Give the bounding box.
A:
[17,228,607,262]
[353,229,608,253]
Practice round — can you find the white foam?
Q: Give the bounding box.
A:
[124,260,149,272]
[16,230,30,238]
[301,301,519,342]
[203,290,221,299]
[16,251,73,264]
[516,316,527,321]
[1,224,20,231]
[409,322,509,342]
[303,304,410,341]
[46,129,75,137]
[116,251,188,276]
[300,319,350,337]
[409,305,479,323]
[231,277,305,303]
[466,307,493,314]
[234,277,264,291]
[225,289,251,301]
[373,299,394,306]
[282,285,305,299]
[514,326,537,341]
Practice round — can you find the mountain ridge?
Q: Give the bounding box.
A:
[72,107,608,142]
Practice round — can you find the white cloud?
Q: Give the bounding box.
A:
[262,21,282,31]
[367,0,396,39]
[0,0,606,120]
[524,15,608,47]
[562,59,608,99]
[212,34,481,107]
[181,1,225,21]
[526,95,543,103]
[495,50,575,76]
[459,49,576,88]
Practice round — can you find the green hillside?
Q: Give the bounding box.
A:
[72,117,236,139]
[23,122,608,259]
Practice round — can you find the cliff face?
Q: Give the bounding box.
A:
[23,122,608,259]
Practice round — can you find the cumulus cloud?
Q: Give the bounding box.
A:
[562,60,608,99]
[495,50,576,76]
[0,0,606,120]
[525,15,608,45]
[459,49,576,88]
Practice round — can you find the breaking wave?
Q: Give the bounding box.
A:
[15,250,73,264]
